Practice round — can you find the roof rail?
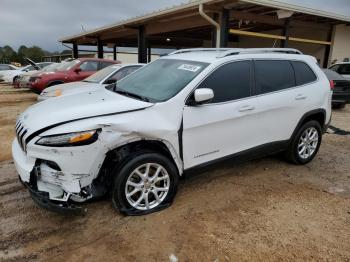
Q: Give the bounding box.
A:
[168,48,241,56]
[217,48,303,58]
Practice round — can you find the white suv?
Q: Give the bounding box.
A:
[12,48,332,215]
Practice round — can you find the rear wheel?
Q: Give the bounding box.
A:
[111,152,179,215]
[285,120,322,164]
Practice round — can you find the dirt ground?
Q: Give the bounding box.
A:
[1,83,350,261]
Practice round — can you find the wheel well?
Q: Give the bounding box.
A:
[300,111,325,129]
[93,140,177,193]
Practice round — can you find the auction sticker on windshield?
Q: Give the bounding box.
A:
[177,64,202,72]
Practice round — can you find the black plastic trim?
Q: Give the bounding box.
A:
[178,118,183,161]
[184,140,289,175]
[291,109,326,136]
[21,180,86,216]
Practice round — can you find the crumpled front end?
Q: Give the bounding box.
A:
[12,136,106,215]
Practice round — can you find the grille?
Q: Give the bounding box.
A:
[15,120,28,152]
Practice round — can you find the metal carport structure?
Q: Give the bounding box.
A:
[59,0,350,67]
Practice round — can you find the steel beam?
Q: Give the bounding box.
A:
[220,9,229,47]
[72,43,78,58]
[97,39,103,59]
[138,25,147,63]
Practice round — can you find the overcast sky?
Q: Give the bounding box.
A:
[0,0,186,52]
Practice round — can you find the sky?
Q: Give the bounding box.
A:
[0,0,187,52]
[1,0,349,52]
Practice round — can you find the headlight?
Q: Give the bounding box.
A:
[41,89,61,97]
[36,129,100,147]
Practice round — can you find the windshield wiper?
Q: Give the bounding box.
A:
[114,86,150,102]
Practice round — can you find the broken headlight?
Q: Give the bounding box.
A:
[36,129,100,147]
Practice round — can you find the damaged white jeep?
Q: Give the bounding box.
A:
[13,48,332,215]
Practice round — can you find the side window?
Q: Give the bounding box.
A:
[80,61,98,71]
[197,60,251,103]
[255,60,295,94]
[338,64,350,75]
[100,61,114,69]
[108,66,141,82]
[0,65,10,70]
[291,61,317,85]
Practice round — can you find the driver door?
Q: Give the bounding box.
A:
[182,60,260,169]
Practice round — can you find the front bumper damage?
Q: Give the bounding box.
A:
[21,178,87,215]
[12,139,101,215]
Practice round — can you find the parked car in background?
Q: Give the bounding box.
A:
[323,68,350,108]
[12,48,332,215]
[0,64,19,71]
[0,61,52,83]
[15,63,60,88]
[37,64,144,101]
[29,58,120,93]
[329,62,350,80]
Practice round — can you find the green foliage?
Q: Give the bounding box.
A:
[0,45,72,65]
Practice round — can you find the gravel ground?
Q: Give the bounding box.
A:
[0,83,350,261]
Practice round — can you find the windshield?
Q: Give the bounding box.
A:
[41,63,60,72]
[83,65,121,83]
[55,60,80,71]
[115,59,208,102]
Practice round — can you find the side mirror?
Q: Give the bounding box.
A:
[104,78,116,85]
[193,88,214,104]
[74,68,81,73]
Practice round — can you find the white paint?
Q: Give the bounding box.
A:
[12,48,332,204]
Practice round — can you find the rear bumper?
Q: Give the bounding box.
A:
[332,92,350,104]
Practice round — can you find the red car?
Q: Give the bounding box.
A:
[29,58,120,93]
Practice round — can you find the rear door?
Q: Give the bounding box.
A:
[254,59,317,143]
[182,60,261,169]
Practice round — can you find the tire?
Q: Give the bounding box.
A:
[111,151,179,216]
[285,120,322,165]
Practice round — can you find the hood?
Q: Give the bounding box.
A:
[43,81,97,94]
[34,70,68,78]
[24,57,41,70]
[19,87,153,135]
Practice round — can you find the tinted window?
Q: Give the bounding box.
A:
[255,60,295,94]
[80,61,98,71]
[291,61,317,85]
[337,64,350,75]
[197,61,251,103]
[100,61,115,69]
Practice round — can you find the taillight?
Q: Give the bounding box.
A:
[329,80,335,90]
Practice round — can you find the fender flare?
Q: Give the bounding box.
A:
[290,109,326,141]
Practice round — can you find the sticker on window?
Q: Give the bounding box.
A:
[177,64,202,72]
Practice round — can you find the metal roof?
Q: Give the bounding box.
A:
[60,0,350,44]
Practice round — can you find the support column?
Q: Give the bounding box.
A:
[138,25,147,63]
[147,42,151,63]
[220,9,229,48]
[113,44,117,61]
[97,39,103,59]
[323,26,335,68]
[281,18,291,48]
[72,43,78,58]
[211,13,219,48]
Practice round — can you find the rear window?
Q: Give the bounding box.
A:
[255,60,295,94]
[291,61,317,85]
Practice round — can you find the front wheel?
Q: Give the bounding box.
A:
[112,152,179,215]
[285,120,322,165]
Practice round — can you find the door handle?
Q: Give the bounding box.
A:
[239,105,255,112]
[295,94,307,100]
